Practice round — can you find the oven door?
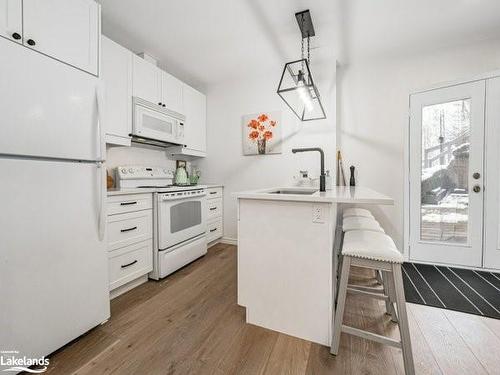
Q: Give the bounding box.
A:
[158,195,207,250]
[133,100,183,144]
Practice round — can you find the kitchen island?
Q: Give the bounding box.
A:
[235,186,393,346]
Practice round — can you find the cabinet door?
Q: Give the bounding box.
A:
[183,84,207,152]
[0,0,22,44]
[22,0,99,75]
[161,71,184,114]
[132,55,162,105]
[102,36,132,146]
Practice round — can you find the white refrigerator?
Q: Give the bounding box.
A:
[0,36,109,368]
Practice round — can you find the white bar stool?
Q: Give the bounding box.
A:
[342,216,385,233]
[331,230,415,375]
[343,207,374,219]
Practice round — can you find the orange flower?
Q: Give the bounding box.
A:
[270,120,276,127]
[248,130,259,140]
[258,114,269,122]
[258,125,265,131]
[247,119,259,129]
[263,131,273,140]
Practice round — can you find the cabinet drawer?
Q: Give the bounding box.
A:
[109,240,153,290]
[107,210,152,251]
[107,194,152,215]
[207,187,223,200]
[207,198,222,220]
[207,218,223,243]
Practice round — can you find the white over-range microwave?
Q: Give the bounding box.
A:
[132,97,185,145]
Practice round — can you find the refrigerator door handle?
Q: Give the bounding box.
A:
[96,83,106,162]
[97,161,106,241]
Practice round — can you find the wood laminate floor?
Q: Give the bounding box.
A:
[44,244,500,375]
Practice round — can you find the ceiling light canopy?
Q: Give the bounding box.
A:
[277,10,326,121]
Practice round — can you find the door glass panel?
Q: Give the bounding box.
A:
[170,201,202,233]
[420,99,470,243]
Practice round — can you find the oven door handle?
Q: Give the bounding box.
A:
[159,193,206,202]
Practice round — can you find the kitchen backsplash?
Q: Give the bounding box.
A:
[106,144,177,175]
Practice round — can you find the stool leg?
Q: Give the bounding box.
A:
[383,271,398,323]
[381,271,397,321]
[331,256,351,355]
[376,270,383,285]
[392,264,415,375]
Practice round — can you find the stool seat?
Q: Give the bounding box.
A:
[343,208,374,219]
[343,230,404,263]
[342,216,384,233]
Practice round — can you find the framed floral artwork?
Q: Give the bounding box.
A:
[242,111,282,155]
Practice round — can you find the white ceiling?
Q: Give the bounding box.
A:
[99,0,500,91]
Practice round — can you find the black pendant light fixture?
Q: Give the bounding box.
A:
[277,10,326,121]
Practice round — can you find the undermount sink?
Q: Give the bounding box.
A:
[268,189,317,195]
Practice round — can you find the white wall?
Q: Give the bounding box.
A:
[338,38,500,253]
[199,68,337,240]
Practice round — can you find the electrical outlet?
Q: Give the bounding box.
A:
[312,205,324,223]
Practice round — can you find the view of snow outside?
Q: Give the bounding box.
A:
[420,99,470,243]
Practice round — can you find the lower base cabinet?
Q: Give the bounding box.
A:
[206,187,223,245]
[107,193,153,296]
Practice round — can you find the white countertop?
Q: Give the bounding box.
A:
[234,186,394,205]
[107,188,157,196]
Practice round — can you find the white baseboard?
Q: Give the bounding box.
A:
[220,237,237,246]
[110,275,148,300]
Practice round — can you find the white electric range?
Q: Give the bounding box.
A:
[116,166,207,279]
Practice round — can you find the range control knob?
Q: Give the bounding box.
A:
[128,168,134,174]
[121,168,127,174]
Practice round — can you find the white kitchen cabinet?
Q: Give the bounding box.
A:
[161,71,184,114]
[107,193,154,298]
[23,0,100,75]
[102,36,132,146]
[183,84,207,153]
[0,0,22,44]
[206,187,223,245]
[132,55,184,114]
[132,54,162,106]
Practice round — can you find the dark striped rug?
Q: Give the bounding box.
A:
[402,263,500,319]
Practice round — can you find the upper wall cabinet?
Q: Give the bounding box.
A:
[161,72,184,114]
[183,84,206,153]
[0,0,100,75]
[102,36,132,146]
[0,0,22,44]
[132,55,184,114]
[132,54,162,105]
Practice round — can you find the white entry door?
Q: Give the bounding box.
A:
[409,81,485,267]
[484,77,500,269]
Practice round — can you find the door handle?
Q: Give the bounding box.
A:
[210,228,217,232]
[97,162,106,241]
[209,207,217,211]
[12,32,21,40]
[473,185,481,193]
